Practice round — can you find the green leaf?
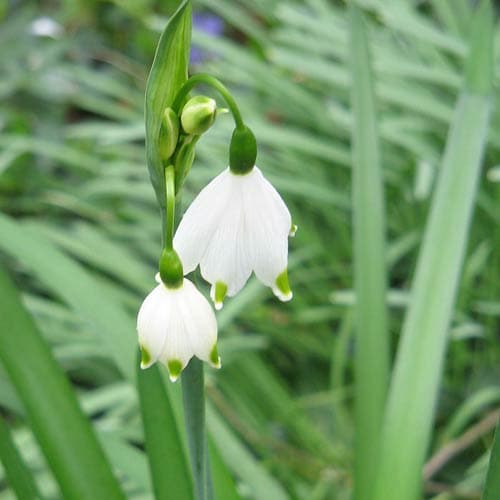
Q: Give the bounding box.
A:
[373,3,493,499]
[349,7,389,500]
[0,264,125,500]
[182,360,212,500]
[145,0,192,219]
[137,359,194,500]
[0,213,136,381]
[464,0,493,94]
[0,414,42,500]
[207,405,288,500]
[483,416,500,499]
[208,436,240,500]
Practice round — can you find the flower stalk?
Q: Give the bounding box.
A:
[164,164,176,251]
[172,73,245,131]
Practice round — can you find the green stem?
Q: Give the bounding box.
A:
[164,164,176,250]
[172,73,245,130]
[182,359,211,500]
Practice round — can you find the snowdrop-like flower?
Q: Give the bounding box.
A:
[174,165,294,309]
[137,274,221,381]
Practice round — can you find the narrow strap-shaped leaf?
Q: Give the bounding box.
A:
[373,2,493,499]
[137,356,194,500]
[483,415,500,499]
[208,436,240,500]
[0,415,42,500]
[0,212,135,381]
[349,7,389,500]
[145,0,191,219]
[207,404,288,500]
[0,264,125,500]
[182,360,212,500]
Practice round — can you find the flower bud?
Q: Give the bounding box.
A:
[229,125,257,175]
[180,96,217,135]
[159,108,179,161]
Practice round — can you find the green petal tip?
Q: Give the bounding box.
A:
[210,345,222,369]
[211,281,228,310]
[274,269,293,302]
[167,359,183,382]
[140,346,153,369]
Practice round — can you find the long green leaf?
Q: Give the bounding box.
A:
[0,264,125,500]
[349,7,389,500]
[208,436,240,500]
[0,213,136,381]
[483,415,500,499]
[137,359,194,500]
[182,360,211,500]
[0,415,41,500]
[373,2,493,499]
[207,405,288,500]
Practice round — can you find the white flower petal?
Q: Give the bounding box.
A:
[176,280,218,363]
[199,183,253,297]
[137,284,172,367]
[136,278,219,379]
[158,293,193,370]
[243,167,291,287]
[174,169,233,273]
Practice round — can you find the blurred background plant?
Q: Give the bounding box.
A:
[0,0,499,499]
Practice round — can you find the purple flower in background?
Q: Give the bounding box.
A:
[191,12,224,65]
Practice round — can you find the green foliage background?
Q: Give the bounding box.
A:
[0,0,499,498]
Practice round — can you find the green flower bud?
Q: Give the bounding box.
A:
[229,125,257,175]
[159,108,179,161]
[180,96,217,135]
[159,248,183,289]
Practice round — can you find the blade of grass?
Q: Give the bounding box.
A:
[0,213,136,381]
[182,360,212,500]
[349,7,389,499]
[0,415,42,500]
[207,404,288,500]
[373,2,493,499]
[137,357,194,500]
[208,436,240,500]
[0,264,125,500]
[483,415,500,499]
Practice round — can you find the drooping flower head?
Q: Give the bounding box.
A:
[137,251,221,381]
[174,128,295,309]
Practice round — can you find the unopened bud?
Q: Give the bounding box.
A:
[181,96,217,135]
[159,108,179,160]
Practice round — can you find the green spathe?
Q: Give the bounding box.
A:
[181,95,217,135]
[229,126,257,175]
[159,248,183,288]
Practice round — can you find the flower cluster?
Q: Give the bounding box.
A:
[137,80,295,382]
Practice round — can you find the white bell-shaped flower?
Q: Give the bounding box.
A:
[174,166,294,309]
[137,274,221,381]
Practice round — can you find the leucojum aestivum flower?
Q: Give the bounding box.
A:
[137,67,295,383]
